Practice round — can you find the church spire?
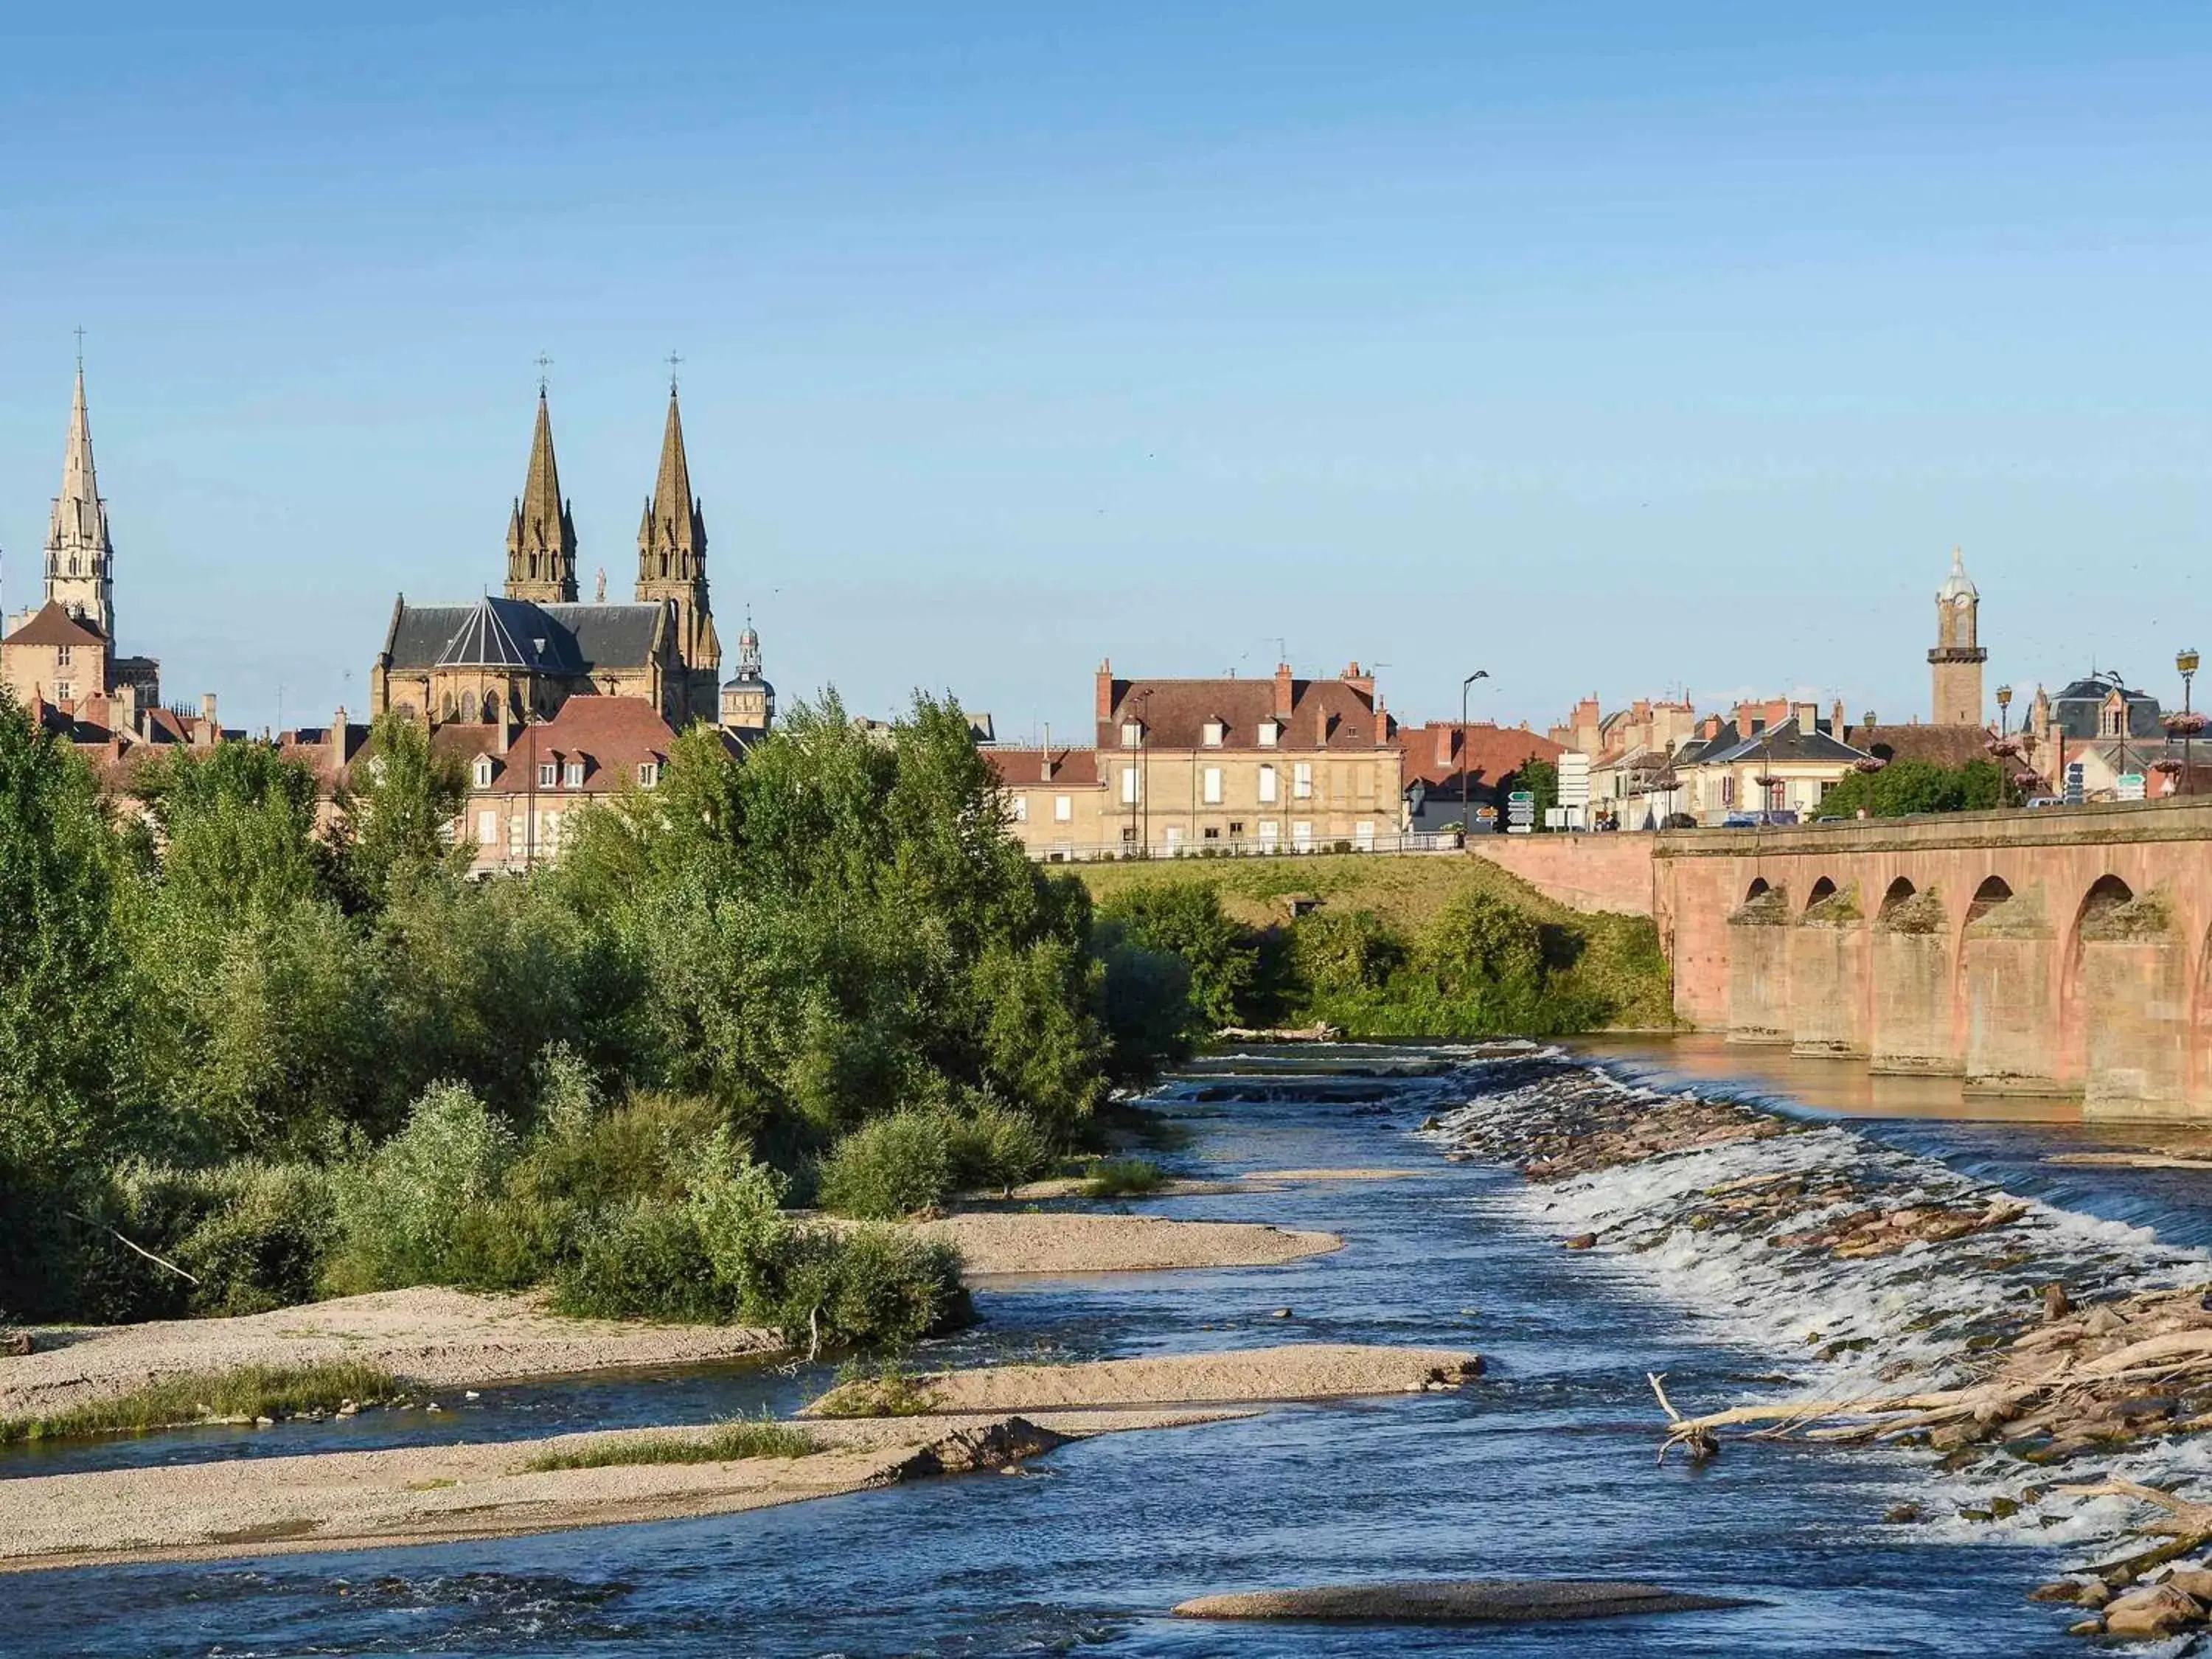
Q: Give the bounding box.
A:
[636,379,720,693]
[44,358,116,639]
[505,387,578,603]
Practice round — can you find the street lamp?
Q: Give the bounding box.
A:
[1459,669,1489,838]
[1997,684,2014,807]
[2180,649,2200,797]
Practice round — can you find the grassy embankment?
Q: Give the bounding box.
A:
[0,1360,396,1446]
[521,1415,821,1472]
[1080,852,1673,1037]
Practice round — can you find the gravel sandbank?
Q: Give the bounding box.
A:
[4,1287,782,1421]
[902,1211,1341,1276]
[804,1343,1481,1416]
[1001,1167,1419,1201]
[0,1407,1239,1572]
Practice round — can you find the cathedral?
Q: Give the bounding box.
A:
[372,382,762,734]
[2,362,164,718]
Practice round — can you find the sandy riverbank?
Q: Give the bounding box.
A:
[998,1167,1419,1200]
[4,1287,783,1422]
[0,1407,1242,1572]
[899,1211,1342,1275]
[804,1343,1481,1416]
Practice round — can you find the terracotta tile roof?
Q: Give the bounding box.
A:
[1840,723,1994,769]
[5,600,105,648]
[985,748,1102,788]
[1099,675,1391,751]
[1397,722,1566,790]
[449,697,678,798]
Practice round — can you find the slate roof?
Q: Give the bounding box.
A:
[2048,673,2163,741]
[1684,717,1870,768]
[1099,676,1391,751]
[383,597,667,675]
[5,599,105,648]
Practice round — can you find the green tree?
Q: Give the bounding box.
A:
[337,710,470,905]
[1095,881,1259,1028]
[1513,757,1560,827]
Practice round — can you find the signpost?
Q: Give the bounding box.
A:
[1506,789,1535,835]
[2116,772,2146,803]
[2065,762,2085,807]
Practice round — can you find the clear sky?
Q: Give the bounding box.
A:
[2,3,2208,738]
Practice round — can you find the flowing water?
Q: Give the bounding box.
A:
[9,1040,2212,1656]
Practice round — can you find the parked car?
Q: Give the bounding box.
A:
[1723,810,1799,827]
[2023,796,2065,810]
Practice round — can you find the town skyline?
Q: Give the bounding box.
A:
[5,6,2210,737]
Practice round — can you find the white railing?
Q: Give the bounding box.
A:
[1023,830,1461,863]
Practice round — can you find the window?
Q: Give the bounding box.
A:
[1257,819,1279,849]
[1202,766,1223,804]
[1054,795,1072,822]
[1164,826,1182,851]
[1721,776,1735,807]
[564,761,585,789]
[1228,820,1245,835]
[1355,821,1375,851]
[1202,720,1225,748]
[1291,820,1313,849]
[473,757,494,787]
[538,763,558,789]
[1121,721,1144,748]
[1258,720,1280,748]
[55,646,71,667]
[1259,765,1279,804]
[1121,766,1140,805]
[1011,795,1029,822]
[477,810,498,846]
[1293,761,1313,799]
[1203,826,1221,841]
[1121,826,1139,844]
[54,682,72,702]
[638,762,660,787]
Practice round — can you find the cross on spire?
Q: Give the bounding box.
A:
[534,352,553,394]
[73,325,86,371]
[666,352,683,394]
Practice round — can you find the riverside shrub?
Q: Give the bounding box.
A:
[815,1112,955,1220]
[322,1083,519,1295]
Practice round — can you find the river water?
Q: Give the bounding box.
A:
[7,1039,2211,1657]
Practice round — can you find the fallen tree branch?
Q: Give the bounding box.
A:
[66,1211,199,1285]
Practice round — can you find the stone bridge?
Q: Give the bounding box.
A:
[1654,801,2212,1119]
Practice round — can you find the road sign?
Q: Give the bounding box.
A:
[1557,752,1592,807]
[1506,789,1535,835]
[2065,762,2085,806]
[2116,772,2146,802]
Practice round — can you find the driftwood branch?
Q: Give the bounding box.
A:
[1649,1372,1718,1464]
[66,1211,200,1286]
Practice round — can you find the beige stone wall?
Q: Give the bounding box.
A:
[1,638,105,707]
[1001,784,1110,860]
[1087,745,1405,855]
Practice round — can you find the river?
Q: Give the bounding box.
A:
[7,1039,2209,1656]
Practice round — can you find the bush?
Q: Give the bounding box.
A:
[322,1083,518,1295]
[116,1159,335,1317]
[1290,908,1404,999]
[943,1093,1051,1195]
[815,1112,954,1220]
[1096,883,1260,1028]
[810,1357,942,1418]
[554,1196,730,1322]
[1081,1157,1166,1198]
[758,1224,967,1353]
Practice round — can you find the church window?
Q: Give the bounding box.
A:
[563,760,585,788]
[638,762,660,787]
[538,762,558,789]
[68,556,77,576]
[473,757,495,787]
[482,692,498,723]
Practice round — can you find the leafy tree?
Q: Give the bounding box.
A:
[1095,881,1259,1028]
[1820,757,2005,818]
[336,709,470,904]
[1511,757,1559,826]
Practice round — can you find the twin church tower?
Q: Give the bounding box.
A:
[374,379,769,734]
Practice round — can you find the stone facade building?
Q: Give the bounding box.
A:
[1930,546,1987,726]
[3,364,162,714]
[372,386,733,732]
[985,745,1108,860]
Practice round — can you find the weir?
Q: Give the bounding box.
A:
[1649,798,2212,1120]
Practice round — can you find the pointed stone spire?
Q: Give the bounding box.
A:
[44,361,116,639]
[504,389,577,604]
[635,381,720,700]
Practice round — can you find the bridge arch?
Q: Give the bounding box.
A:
[1789,875,1868,1057]
[1958,874,2057,1095]
[1868,874,1957,1074]
[2068,874,2188,1114]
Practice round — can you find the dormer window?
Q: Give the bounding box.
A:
[538,762,558,789]
[473,757,494,788]
[1202,720,1225,748]
[1121,720,1144,748]
[1258,720,1281,748]
[564,760,585,788]
[637,761,660,787]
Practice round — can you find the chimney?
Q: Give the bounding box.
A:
[1831,698,1845,735]
[1703,713,1723,740]
[1793,700,1820,732]
[1273,661,1295,720]
[332,706,352,768]
[1342,660,1374,700]
[195,692,218,748]
[1436,724,1455,769]
[1095,661,1114,722]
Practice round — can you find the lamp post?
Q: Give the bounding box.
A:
[1996,684,2014,807]
[1459,669,1489,838]
[2180,649,2200,797]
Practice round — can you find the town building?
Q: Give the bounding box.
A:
[371,383,733,732]
[1546,695,1700,830]
[2,362,163,713]
[1929,546,1987,726]
[1397,721,1565,832]
[1669,700,1873,823]
[1074,661,1404,856]
[985,745,1108,860]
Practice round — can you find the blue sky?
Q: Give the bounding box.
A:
[2,3,2208,737]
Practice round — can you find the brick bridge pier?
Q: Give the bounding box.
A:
[1655,801,2212,1119]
